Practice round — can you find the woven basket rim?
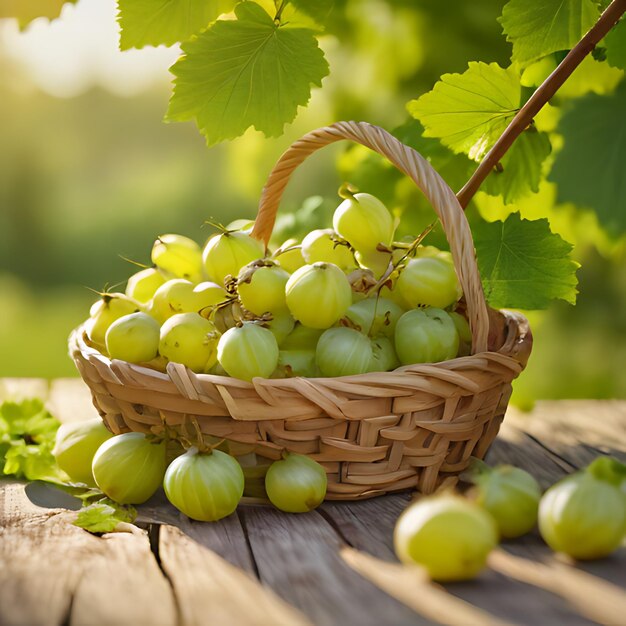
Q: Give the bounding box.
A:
[69,306,531,394]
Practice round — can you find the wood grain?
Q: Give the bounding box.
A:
[0,481,177,626]
[159,522,310,626]
[240,505,435,626]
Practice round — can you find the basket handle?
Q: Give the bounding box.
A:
[251,121,489,354]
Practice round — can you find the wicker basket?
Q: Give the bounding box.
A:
[70,121,532,500]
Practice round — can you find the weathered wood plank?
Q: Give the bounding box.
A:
[240,506,435,626]
[0,481,177,626]
[159,522,310,626]
[319,493,410,561]
[505,401,626,470]
[486,420,575,489]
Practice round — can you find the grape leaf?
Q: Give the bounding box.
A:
[407,62,521,161]
[549,81,626,234]
[499,0,600,66]
[166,1,329,145]
[473,213,579,309]
[74,500,137,534]
[605,18,626,70]
[0,0,77,29]
[117,0,235,50]
[482,129,552,204]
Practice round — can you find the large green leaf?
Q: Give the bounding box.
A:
[499,0,600,66]
[0,0,77,29]
[166,1,329,145]
[482,129,552,204]
[549,81,626,233]
[407,62,521,161]
[473,213,579,309]
[605,18,626,70]
[118,0,233,50]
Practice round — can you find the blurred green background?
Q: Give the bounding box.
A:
[0,0,624,403]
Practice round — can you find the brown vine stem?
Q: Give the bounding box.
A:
[456,0,626,209]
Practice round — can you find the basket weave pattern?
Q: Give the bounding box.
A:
[70,122,532,500]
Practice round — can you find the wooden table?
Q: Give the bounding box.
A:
[1,378,624,626]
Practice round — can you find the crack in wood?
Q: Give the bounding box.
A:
[316,506,356,548]
[146,523,182,626]
[236,508,261,580]
[522,432,579,471]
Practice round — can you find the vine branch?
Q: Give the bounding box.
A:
[456,0,626,209]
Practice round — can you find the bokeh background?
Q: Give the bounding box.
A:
[1,0,625,404]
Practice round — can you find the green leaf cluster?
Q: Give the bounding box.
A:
[0,399,66,483]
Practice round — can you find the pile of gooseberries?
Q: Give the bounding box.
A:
[84,190,471,383]
[54,424,328,521]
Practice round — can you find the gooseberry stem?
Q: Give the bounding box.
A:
[456,0,626,208]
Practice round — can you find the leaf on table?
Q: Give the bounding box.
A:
[499,0,600,66]
[473,213,579,310]
[166,1,329,145]
[407,62,521,161]
[74,499,138,534]
[548,81,626,234]
[605,18,626,70]
[482,129,552,204]
[117,0,235,50]
[0,0,77,29]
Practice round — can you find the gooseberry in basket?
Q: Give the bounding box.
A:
[466,462,542,539]
[125,267,167,303]
[151,233,203,282]
[316,327,375,377]
[163,447,244,522]
[344,296,404,338]
[301,229,357,272]
[202,230,265,286]
[87,293,141,346]
[394,308,459,366]
[538,457,626,560]
[217,322,279,381]
[264,310,296,345]
[285,262,352,329]
[237,260,290,316]
[396,256,460,309]
[265,453,327,513]
[105,312,160,364]
[394,493,498,582]
[159,312,221,373]
[150,279,226,323]
[53,418,113,487]
[273,238,305,274]
[333,192,395,253]
[92,433,167,504]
